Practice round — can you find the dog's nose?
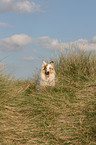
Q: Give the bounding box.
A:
[46,71,49,75]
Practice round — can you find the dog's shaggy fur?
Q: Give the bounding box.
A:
[40,61,55,87]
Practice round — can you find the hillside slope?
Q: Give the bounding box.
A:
[0,51,96,144]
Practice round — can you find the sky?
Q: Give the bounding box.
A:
[0,0,96,79]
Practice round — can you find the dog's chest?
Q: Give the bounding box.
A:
[40,73,55,87]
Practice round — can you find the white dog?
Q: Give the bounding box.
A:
[40,61,55,87]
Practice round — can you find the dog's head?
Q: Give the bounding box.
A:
[41,61,55,78]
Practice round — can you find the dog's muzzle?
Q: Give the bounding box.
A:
[45,71,50,78]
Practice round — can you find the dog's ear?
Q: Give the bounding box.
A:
[50,61,54,67]
[42,61,46,68]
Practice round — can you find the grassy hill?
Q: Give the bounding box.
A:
[0,50,96,144]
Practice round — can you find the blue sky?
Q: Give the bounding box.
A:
[0,0,96,79]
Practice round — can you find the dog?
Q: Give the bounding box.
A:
[40,61,55,87]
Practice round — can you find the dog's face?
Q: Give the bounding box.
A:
[41,61,55,78]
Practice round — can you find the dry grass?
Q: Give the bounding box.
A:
[0,50,96,144]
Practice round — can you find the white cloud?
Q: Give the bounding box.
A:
[0,34,32,51]
[88,36,96,44]
[23,56,34,61]
[0,22,8,27]
[36,36,63,50]
[0,35,96,52]
[37,36,96,51]
[4,34,32,45]
[0,0,42,13]
[33,49,40,54]
[0,35,64,52]
[1,0,13,2]
[0,0,13,3]
[71,37,96,51]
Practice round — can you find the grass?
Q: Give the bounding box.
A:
[0,50,96,144]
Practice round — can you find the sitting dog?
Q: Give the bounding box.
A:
[40,61,55,87]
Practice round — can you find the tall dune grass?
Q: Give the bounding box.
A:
[0,50,96,144]
[54,50,96,93]
[55,50,96,80]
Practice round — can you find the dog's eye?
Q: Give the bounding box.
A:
[49,67,53,70]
